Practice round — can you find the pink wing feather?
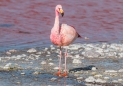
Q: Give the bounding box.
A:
[69,25,82,38]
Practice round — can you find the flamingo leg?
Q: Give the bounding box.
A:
[61,48,68,77]
[55,47,62,76]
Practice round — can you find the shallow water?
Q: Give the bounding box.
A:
[0,0,123,51]
[0,70,84,86]
[0,44,123,86]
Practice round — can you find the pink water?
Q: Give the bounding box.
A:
[0,0,123,51]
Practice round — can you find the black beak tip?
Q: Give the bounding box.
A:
[61,13,64,17]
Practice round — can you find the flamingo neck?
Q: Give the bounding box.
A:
[56,10,59,16]
[53,10,59,32]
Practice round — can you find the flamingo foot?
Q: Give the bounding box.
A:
[54,71,61,76]
[61,72,68,77]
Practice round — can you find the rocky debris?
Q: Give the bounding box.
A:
[33,71,41,75]
[41,61,47,65]
[53,67,59,70]
[44,48,48,51]
[105,70,117,73]
[49,63,54,66]
[91,67,97,71]
[9,49,17,53]
[95,78,106,83]
[27,48,37,53]
[64,44,82,50]
[118,69,123,72]
[118,53,123,58]
[50,77,57,81]
[83,50,100,58]
[1,43,123,85]
[85,76,107,83]
[72,59,82,64]
[3,63,23,70]
[104,77,110,80]
[6,49,17,55]
[85,76,95,83]
[6,51,11,55]
[21,72,25,75]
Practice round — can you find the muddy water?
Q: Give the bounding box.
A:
[0,0,123,51]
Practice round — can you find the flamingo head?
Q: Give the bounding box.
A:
[56,5,64,17]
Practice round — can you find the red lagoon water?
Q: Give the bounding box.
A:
[0,0,123,51]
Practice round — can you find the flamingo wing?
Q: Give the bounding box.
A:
[69,25,82,38]
[59,24,80,46]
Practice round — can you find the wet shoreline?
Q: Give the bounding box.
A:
[0,43,123,86]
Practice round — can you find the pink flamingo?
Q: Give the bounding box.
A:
[50,5,81,77]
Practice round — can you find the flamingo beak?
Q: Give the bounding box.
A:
[59,8,64,17]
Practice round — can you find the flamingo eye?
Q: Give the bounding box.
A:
[58,8,60,11]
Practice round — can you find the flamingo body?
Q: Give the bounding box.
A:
[50,24,79,46]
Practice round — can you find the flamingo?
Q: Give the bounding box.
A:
[50,5,81,77]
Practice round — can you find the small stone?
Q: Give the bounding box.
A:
[94,74,102,78]
[85,44,92,47]
[67,44,82,50]
[74,71,83,74]
[6,51,11,55]
[53,67,59,70]
[34,55,40,58]
[105,52,117,58]
[44,48,48,51]
[33,71,41,75]
[105,70,117,73]
[41,61,46,65]
[16,82,21,84]
[118,79,123,82]
[92,67,97,71]
[30,62,33,64]
[91,72,97,76]
[85,47,92,51]
[49,58,52,61]
[27,48,37,53]
[118,53,123,58]
[95,78,106,83]
[104,77,109,80]
[4,63,12,69]
[112,80,118,83]
[74,55,80,58]
[51,47,55,50]
[34,78,38,81]
[21,72,25,75]
[46,55,50,57]
[77,77,83,80]
[74,73,80,77]
[95,48,103,54]
[16,55,22,59]
[49,63,54,66]
[50,45,54,48]
[72,59,82,64]
[36,52,42,54]
[84,50,100,58]
[103,49,109,53]
[84,37,89,40]
[9,49,17,53]
[101,43,107,48]
[110,73,118,76]
[118,69,123,72]
[3,63,22,70]
[50,77,57,81]
[47,51,51,54]
[85,76,95,83]
[21,54,26,57]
